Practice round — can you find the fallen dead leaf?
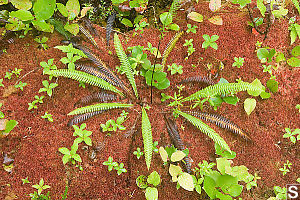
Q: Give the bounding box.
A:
[208,16,223,25]
[0,119,7,130]
[187,12,203,23]
[2,85,18,98]
[3,163,14,173]
[5,190,18,200]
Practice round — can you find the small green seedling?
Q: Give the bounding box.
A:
[79,81,85,88]
[28,96,44,110]
[4,72,12,80]
[72,123,92,146]
[12,68,22,77]
[183,39,195,59]
[144,42,161,58]
[136,171,161,200]
[283,128,300,144]
[186,24,198,33]
[103,156,127,175]
[22,177,30,184]
[41,112,53,122]
[100,110,128,133]
[159,146,194,191]
[60,53,82,70]
[40,59,57,80]
[279,160,292,176]
[134,21,149,35]
[296,104,300,113]
[153,141,159,153]
[167,63,183,75]
[202,34,219,50]
[34,36,49,50]
[0,79,4,87]
[59,142,82,165]
[272,186,287,199]
[103,156,118,171]
[114,163,127,175]
[133,147,144,159]
[232,57,245,68]
[15,81,27,91]
[32,178,51,196]
[39,80,58,97]
[0,103,4,118]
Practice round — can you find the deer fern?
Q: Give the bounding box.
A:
[46,69,124,97]
[114,33,138,98]
[141,107,153,170]
[162,31,183,69]
[176,110,231,153]
[181,79,264,102]
[68,103,133,115]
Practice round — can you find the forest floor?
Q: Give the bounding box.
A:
[0,2,299,200]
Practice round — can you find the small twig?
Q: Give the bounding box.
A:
[14,67,40,85]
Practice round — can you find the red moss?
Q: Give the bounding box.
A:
[0,4,299,199]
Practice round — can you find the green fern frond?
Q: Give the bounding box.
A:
[176,110,231,153]
[114,33,138,98]
[68,103,133,115]
[169,0,181,18]
[141,107,153,170]
[79,24,99,49]
[162,31,183,69]
[46,69,124,97]
[181,81,263,102]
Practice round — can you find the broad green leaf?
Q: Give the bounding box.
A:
[10,0,32,10]
[64,22,79,35]
[291,0,300,14]
[244,98,256,115]
[147,171,161,186]
[168,23,180,31]
[275,52,286,62]
[10,10,33,21]
[160,12,172,26]
[187,12,203,22]
[57,3,68,17]
[266,79,278,93]
[257,48,269,60]
[231,0,250,8]
[209,0,221,12]
[169,164,182,179]
[0,0,8,5]
[59,147,70,155]
[159,147,168,162]
[170,151,186,162]
[291,46,300,57]
[272,7,288,18]
[203,176,217,198]
[260,91,271,99]
[136,175,148,189]
[257,0,266,17]
[72,154,82,162]
[32,20,54,32]
[216,158,231,175]
[178,173,195,191]
[4,120,18,133]
[66,0,80,19]
[216,191,233,200]
[287,57,300,67]
[121,18,133,27]
[145,187,158,200]
[248,78,264,96]
[223,96,239,105]
[33,0,56,20]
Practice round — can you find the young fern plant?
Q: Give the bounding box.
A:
[114,33,139,98]
[175,110,232,153]
[180,79,264,103]
[141,107,153,170]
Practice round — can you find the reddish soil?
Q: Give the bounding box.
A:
[0,2,299,200]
